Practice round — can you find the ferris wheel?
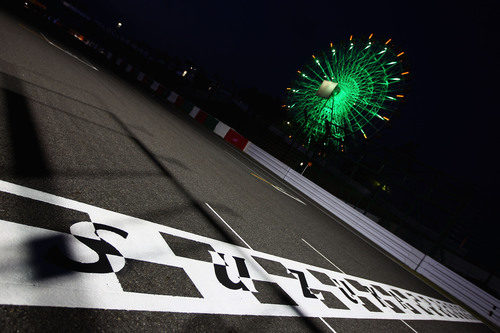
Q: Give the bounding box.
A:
[286,34,408,152]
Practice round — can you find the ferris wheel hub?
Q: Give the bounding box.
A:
[316,80,339,99]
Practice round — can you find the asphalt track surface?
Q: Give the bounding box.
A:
[0,10,493,332]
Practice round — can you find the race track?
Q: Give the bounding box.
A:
[0,9,492,332]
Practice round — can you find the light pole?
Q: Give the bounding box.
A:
[301,162,312,175]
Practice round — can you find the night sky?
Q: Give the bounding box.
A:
[80,0,498,192]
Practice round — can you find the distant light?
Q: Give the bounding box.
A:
[385,38,392,45]
[397,51,405,57]
[396,94,404,98]
[288,135,292,139]
[117,22,122,28]
[182,70,187,77]
[369,33,373,40]
[349,35,353,41]
[401,71,409,75]
[300,162,304,166]
[286,121,290,125]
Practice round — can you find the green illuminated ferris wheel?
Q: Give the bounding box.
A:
[286,34,408,152]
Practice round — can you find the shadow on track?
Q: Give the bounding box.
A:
[0,72,98,331]
[105,111,327,332]
[3,76,48,176]
[0,71,327,332]
[0,28,326,329]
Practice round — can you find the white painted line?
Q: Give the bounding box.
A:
[301,238,345,274]
[0,180,478,322]
[205,203,253,250]
[319,317,338,333]
[272,184,306,205]
[250,172,306,205]
[222,150,309,205]
[40,33,99,71]
[401,320,419,332]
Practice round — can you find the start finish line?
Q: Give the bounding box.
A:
[0,180,478,322]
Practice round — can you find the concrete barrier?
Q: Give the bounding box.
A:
[168,91,179,104]
[283,168,425,270]
[241,141,425,269]
[244,142,291,180]
[137,72,145,82]
[150,81,160,91]
[189,106,200,118]
[416,256,499,326]
[224,129,248,151]
[241,141,499,326]
[214,122,230,138]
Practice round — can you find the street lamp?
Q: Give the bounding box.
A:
[301,162,312,175]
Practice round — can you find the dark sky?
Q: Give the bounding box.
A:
[80,0,498,190]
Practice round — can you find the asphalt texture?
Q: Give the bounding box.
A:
[0,9,494,332]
